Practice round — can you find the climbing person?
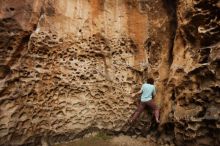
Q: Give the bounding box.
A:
[129,78,160,124]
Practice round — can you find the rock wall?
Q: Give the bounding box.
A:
[0,0,171,145]
[166,0,220,145]
[0,0,219,146]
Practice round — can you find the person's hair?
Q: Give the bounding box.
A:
[147,78,154,84]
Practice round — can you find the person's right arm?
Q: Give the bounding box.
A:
[131,85,143,98]
[131,89,142,98]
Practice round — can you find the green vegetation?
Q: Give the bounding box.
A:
[94,131,112,140]
[54,132,113,146]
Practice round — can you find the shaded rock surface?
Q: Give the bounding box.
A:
[0,0,219,146]
[167,0,220,145]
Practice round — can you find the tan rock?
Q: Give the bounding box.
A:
[0,0,219,145]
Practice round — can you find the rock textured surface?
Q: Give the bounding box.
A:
[0,0,219,146]
[167,0,220,145]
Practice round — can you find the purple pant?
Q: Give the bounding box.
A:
[130,99,160,123]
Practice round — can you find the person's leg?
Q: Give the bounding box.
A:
[146,100,160,123]
[129,102,145,123]
[154,108,160,123]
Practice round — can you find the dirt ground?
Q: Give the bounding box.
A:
[54,133,157,146]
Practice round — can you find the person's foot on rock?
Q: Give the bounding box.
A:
[128,119,133,124]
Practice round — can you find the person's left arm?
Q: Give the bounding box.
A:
[152,86,156,99]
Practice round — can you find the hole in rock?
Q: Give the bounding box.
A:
[0,65,11,79]
[59,38,63,42]
[8,47,13,50]
[197,107,207,118]
[9,7,15,11]
[171,89,176,100]
[36,64,41,68]
[199,48,210,63]
[21,35,30,44]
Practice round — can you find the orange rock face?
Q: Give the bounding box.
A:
[0,0,219,145]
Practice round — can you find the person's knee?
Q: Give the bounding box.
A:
[136,108,143,113]
[153,109,159,113]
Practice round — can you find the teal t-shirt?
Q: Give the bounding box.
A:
[140,83,156,102]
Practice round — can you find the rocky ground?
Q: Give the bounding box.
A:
[53,132,172,146]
